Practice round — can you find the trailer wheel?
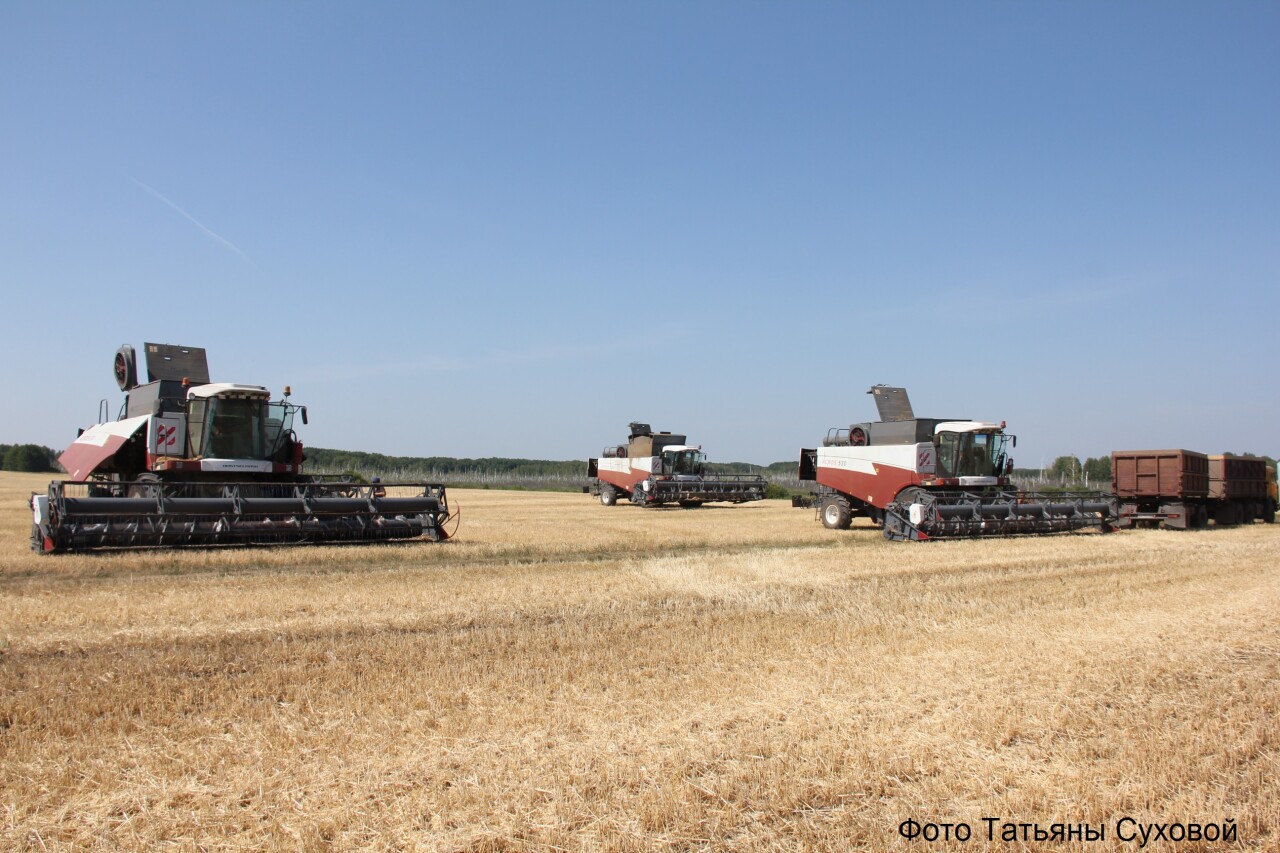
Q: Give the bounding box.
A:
[1214,503,1241,526]
[820,495,853,529]
[599,485,618,506]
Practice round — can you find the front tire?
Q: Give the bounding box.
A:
[820,494,853,529]
[127,472,162,499]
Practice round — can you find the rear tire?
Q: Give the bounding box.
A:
[599,485,617,506]
[820,494,853,529]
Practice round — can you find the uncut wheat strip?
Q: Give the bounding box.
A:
[4,525,1276,673]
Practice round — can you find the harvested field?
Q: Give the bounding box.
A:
[2,470,1278,850]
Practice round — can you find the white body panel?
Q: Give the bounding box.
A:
[598,456,661,476]
[148,414,186,457]
[816,442,934,476]
[32,495,50,525]
[935,421,1001,434]
[74,415,152,448]
[186,383,271,400]
[199,459,273,473]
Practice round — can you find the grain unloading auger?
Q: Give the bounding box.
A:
[30,343,455,553]
[798,386,1117,541]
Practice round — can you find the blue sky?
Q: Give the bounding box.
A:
[3,2,1277,467]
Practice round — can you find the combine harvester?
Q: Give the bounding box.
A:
[30,343,454,553]
[587,422,767,507]
[799,386,1117,541]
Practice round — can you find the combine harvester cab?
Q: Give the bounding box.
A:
[586,422,767,508]
[30,343,454,553]
[798,386,1117,541]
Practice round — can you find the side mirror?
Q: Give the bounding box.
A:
[300,407,308,425]
[1012,435,1017,448]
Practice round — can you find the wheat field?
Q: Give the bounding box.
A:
[1,470,1277,851]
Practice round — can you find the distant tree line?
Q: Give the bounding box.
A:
[305,448,804,494]
[306,448,586,488]
[0,444,59,472]
[1016,453,1277,490]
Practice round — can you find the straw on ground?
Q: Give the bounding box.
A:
[2,471,1277,850]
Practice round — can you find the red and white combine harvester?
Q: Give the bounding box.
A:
[799,386,1117,540]
[30,343,454,553]
[587,423,767,508]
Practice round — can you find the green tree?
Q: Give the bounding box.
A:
[1049,455,1082,483]
[764,482,792,500]
[1083,456,1112,484]
[3,444,53,472]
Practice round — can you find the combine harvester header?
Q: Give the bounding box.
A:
[799,386,1117,540]
[31,343,454,553]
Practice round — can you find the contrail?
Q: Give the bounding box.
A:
[130,177,256,265]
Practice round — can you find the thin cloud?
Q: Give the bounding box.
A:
[130,177,256,266]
